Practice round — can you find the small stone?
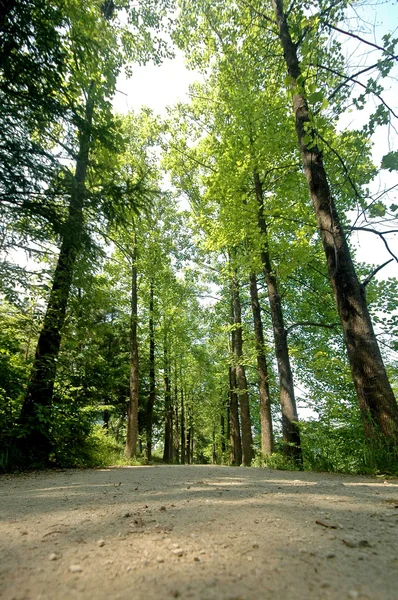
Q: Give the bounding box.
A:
[247,556,253,562]
[69,565,83,573]
[48,553,59,561]
[252,543,259,549]
[199,550,206,555]
[326,552,336,559]
[97,539,105,547]
[123,512,131,518]
[159,506,167,512]
[156,556,165,563]
[172,548,184,557]
[342,538,357,548]
[194,557,200,562]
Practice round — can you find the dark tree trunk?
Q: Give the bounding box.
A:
[146,280,156,462]
[103,409,110,433]
[232,275,254,466]
[229,364,242,465]
[221,412,226,455]
[19,86,95,464]
[190,419,194,462]
[249,272,274,455]
[212,425,217,464]
[162,338,173,463]
[272,0,398,445]
[186,408,191,464]
[174,370,180,463]
[125,238,139,459]
[254,170,302,464]
[180,388,186,464]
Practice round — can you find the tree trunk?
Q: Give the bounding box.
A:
[125,238,139,459]
[186,407,191,464]
[254,170,302,464]
[162,338,173,463]
[232,275,254,466]
[212,425,217,464]
[249,272,274,455]
[221,412,226,455]
[146,280,156,462]
[19,86,95,464]
[272,0,398,445]
[174,369,180,463]
[180,388,186,464]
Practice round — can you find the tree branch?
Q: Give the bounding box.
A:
[325,23,398,59]
[350,226,398,262]
[315,63,398,119]
[314,130,363,202]
[286,321,339,335]
[362,259,394,287]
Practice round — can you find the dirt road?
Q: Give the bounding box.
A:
[1,465,398,599]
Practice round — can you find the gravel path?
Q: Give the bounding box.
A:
[1,465,398,600]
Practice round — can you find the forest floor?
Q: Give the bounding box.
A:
[1,465,398,600]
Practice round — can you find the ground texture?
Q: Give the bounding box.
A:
[1,465,398,600]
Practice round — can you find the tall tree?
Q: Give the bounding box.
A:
[125,234,139,459]
[249,272,273,455]
[231,271,254,466]
[271,0,398,446]
[17,2,171,464]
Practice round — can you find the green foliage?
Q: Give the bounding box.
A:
[381,151,398,172]
[252,451,302,472]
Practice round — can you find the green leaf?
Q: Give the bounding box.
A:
[381,151,398,172]
[308,91,324,104]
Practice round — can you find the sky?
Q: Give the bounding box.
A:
[113,1,398,282]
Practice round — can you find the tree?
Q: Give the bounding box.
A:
[271,0,398,447]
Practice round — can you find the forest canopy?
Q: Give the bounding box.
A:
[0,0,397,473]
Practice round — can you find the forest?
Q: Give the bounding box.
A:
[1,0,397,474]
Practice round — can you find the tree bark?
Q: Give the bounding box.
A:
[146,280,156,462]
[232,275,254,466]
[180,388,186,464]
[173,369,180,463]
[186,405,191,464]
[254,170,302,463]
[249,272,274,455]
[221,412,226,455]
[162,337,173,463]
[20,85,95,463]
[125,237,139,459]
[229,365,242,465]
[272,0,398,445]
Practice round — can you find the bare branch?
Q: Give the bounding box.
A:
[315,63,398,119]
[314,130,363,202]
[286,321,339,335]
[322,56,398,104]
[350,226,398,262]
[325,23,398,59]
[164,141,217,173]
[362,259,394,287]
